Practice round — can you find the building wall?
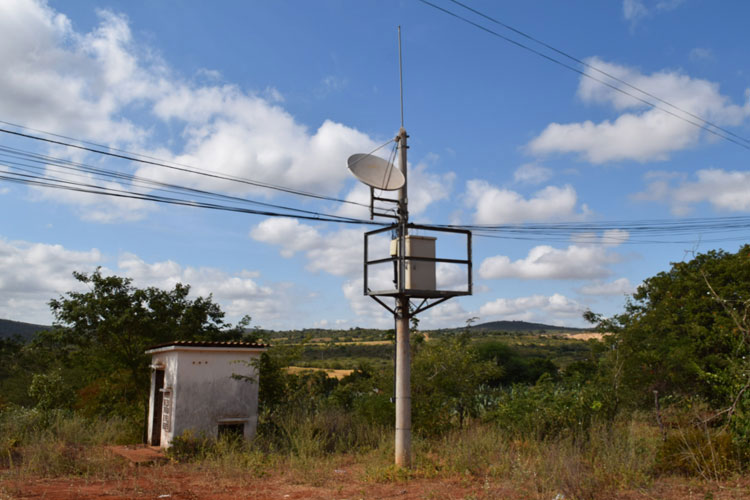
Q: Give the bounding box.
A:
[147,347,261,447]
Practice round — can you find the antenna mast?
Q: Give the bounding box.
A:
[394,25,410,465]
[347,26,473,470]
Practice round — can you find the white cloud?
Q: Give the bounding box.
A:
[408,163,455,219]
[0,1,380,220]
[117,253,287,322]
[342,277,392,328]
[479,293,584,321]
[250,217,389,277]
[578,278,636,296]
[635,169,750,215]
[602,229,630,247]
[422,300,470,329]
[0,2,149,143]
[0,237,103,322]
[466,180,588,224]
[250,218,324,258]
[479,244,620,280]
[0,235,294,327]
[436,263,469,291]
[513,163,553,185]
[528,58,750,163]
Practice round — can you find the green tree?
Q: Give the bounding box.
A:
[588,245,750,411]
[474,340,558,386]
[39,269,252,418]
[411,335,500,433]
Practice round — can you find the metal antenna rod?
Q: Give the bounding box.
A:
[398,26,405,129]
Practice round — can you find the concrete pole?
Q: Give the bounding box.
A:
[394,127,411,468]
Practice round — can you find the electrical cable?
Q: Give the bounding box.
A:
[0,145,374,223]
[0,169,385,226]
[5,145,750,243]
[416,0,750,152]
[446,0,750,148]
[429,215,750,244]
[0,124,393,207]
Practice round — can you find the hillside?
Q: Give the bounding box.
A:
[466,320,588,333]
[0,318,51,341]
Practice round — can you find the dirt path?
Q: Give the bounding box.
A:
[3,466,750,500]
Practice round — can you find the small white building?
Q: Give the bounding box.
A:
[145,340,267,447]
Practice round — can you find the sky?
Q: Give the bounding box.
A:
[1,0,749,331]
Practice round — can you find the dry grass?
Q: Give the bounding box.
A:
[4,409,749,500]
[564,332,605,341]
[286,366,354,379]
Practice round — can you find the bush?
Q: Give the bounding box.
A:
[655,426,743,479]
[166,430,216,462]
[0,406,137,476]
[485,375,614,440]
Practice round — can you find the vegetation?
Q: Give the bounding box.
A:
[0,268,255,418]
[4,246,750,498]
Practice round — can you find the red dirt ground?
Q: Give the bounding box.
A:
[2,448,750,500]
[4,472,750,500]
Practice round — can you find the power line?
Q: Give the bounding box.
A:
[0,168,385,226]
[416,0,750,152]
[0,144,372,223]
[0,145,383,225]
[5,145,750,243]
[0,124,393,207]
[432,215,750,243]
[446,0,750,148]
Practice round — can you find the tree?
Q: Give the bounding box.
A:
[411,335,500,433]
[39,269,253,418]
[588,246,750,411]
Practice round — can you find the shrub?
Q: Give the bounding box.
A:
[485,375,614,440]
[166,430,216,462]
[655,426,742,479]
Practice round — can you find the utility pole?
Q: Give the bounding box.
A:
[394,126,411,467]
[349,27,472,470]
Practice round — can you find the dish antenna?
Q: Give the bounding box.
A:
[347,154,405,191]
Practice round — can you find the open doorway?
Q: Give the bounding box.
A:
[151,369,165,446]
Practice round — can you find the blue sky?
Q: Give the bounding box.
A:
[1,0,749,330]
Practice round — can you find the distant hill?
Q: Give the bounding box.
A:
[0,319,51,341]
[466,320,588,334]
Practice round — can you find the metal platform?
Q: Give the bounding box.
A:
[366,288,471,299]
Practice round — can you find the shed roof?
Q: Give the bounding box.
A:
[145,340,269,353]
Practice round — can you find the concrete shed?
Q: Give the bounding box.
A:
[145,340,267,447]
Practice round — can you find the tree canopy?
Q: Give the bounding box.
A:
[589,245,750,410]
[35,269,253,417]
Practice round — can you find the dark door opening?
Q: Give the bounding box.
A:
[151,369,165,446]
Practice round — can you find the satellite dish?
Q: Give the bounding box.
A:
[347,154,405,191]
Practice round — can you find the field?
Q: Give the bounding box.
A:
[3,425,750,500]
[282,328,597,371]
[4,326,750,500]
